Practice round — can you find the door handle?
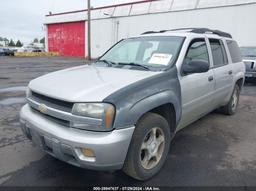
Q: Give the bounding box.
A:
[208,76,214,82]
[228,70,233,75]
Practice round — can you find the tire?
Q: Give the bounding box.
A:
[221,84,240,115]
[123,112,171,180]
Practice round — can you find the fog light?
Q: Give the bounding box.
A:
[81,148,95,157]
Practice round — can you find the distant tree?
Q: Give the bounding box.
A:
[40,37,45,44]
[3,38,9,46]
[0,37,3,47]
[8,39,15,47]
[33,38,39,43]
[16,40,23,47]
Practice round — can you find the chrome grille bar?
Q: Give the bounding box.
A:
[27,97,102,126]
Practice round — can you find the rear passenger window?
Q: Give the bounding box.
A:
[209,39,228,67]
[184,39,209,65]
[227,40,242,63]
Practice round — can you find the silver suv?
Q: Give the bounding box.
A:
[20,28,245,180]
[240,46,256,80]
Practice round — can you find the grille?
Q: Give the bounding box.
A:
[30,91,73,113]
[31,107,70,127]
[244,61,255,71]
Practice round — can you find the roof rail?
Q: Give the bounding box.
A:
[191,28,232,38]
[141,28,232,38]
[141,31,160,35]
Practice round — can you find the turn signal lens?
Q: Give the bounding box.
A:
[105,105,115,129]
[81,148,95,157]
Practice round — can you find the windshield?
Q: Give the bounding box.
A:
[99,36,184,70]
[240,47,256,58]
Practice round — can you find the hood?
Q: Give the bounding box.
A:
[29,65,161,102]
[243,57,256,61]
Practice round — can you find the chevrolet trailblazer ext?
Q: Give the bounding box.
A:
[20,28,245,180]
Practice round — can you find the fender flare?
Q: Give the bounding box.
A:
[123,90,181,128]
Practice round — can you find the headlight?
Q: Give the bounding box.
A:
[71,103,115,131]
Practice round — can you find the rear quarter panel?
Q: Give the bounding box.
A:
[224,38,245,99]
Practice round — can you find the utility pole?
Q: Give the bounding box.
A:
[87,0,92,63]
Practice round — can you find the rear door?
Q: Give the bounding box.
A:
[208,38,233,106]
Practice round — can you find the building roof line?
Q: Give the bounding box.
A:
[46,0,159,17]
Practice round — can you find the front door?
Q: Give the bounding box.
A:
[177,38,215,130]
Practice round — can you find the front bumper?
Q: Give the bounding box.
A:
[245,71,256,78]
[20,104,135,170]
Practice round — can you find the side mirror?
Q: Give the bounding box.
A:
[182,60,210,75]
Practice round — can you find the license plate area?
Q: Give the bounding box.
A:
[245,73,253,77]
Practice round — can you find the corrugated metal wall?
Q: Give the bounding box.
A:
[91,2,256,58]
[88,0,256,19]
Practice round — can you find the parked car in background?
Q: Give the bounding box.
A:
[0,48,15,56]
[17,44,44,53]
[240,46,256,80]
[17,45,35,53]
[20,28,245,180]
[32,47,45,52]
[0,48,4,56]
[9,47,19,53]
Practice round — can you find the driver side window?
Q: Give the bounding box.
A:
[184,39,209,65]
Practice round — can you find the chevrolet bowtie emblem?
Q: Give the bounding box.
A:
[38,104,47,113]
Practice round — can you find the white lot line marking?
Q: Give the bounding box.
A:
[0,98,26,106]
[0,86,26,93]
[0,175,11,185]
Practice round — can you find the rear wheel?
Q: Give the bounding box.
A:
[123,112,171,180]
[221,84,240,115]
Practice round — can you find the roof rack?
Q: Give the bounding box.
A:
[141,31,160,35]
[141,28,232,38]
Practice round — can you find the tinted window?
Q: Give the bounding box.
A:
[227,40,242,63]
[209,39,228,67]
[184,39,209,65]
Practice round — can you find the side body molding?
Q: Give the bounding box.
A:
[104,66,182,130]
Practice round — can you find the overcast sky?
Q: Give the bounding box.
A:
[0,0,138,44]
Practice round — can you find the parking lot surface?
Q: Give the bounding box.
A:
[0,57,256,187]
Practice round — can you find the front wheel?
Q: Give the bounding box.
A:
[123,113,171,180]
[221,84,240,115]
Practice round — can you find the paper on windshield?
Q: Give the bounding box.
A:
[148,53,173,66]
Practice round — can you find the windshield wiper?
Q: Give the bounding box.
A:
[118,62,150,70]
[97,59,117,66]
